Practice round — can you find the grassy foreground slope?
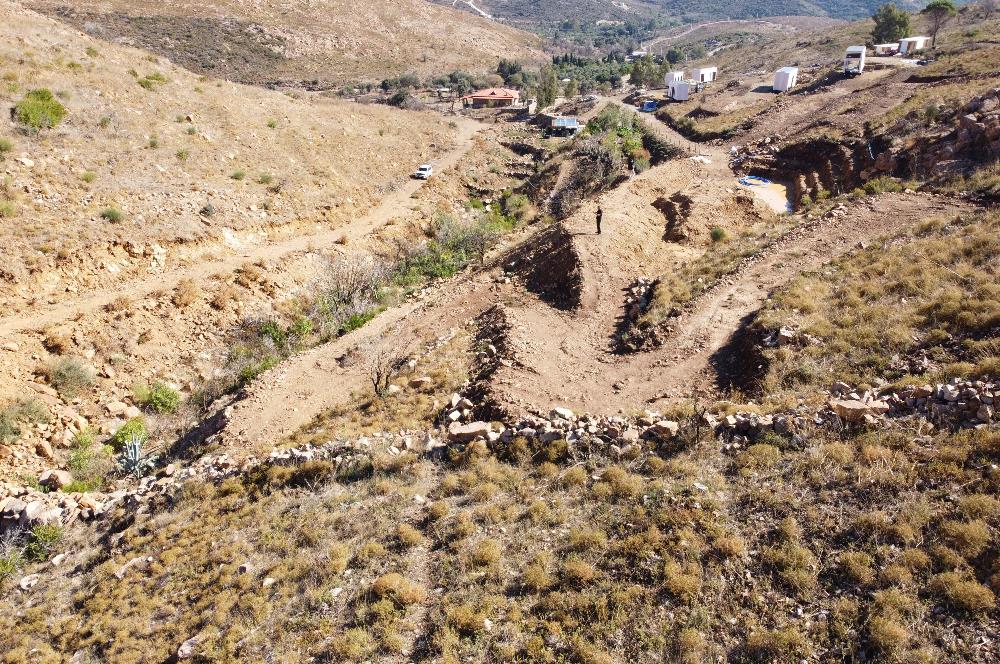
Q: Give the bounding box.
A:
[2,214,998,662]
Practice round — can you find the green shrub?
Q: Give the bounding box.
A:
[81,171,97,183]
[45,358,95,398]
[176,149,190,161]
[100,207,123,222]
[267,119,277,129]
[85,46,98,58]
[0,138,12,158]
[23,524,62,562]
[111,417,148,449]
[710,226,727,243]
[134,381,181,414]
[14,89,66,129]
[0,201,15,218]
[257,173,273,185]
[230,170,246,181]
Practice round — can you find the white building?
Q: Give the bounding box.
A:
[899,36,931,56]
[692,66,718,83]
[667,79,692,101]
[874,43,899,56]
[773,67,799,93]
[665,71,685,85]
[844,45,867,75]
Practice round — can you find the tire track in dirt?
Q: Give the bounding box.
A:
[0,119,485,338]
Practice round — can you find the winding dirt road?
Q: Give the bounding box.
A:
[0,119,485,338]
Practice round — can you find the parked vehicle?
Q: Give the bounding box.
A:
[640,100,658,113]
[413,164,433,180]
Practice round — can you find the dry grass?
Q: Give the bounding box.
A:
[756,211,1000,399]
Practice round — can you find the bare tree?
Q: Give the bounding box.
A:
[983,0,998,18]
[368,346,406,398]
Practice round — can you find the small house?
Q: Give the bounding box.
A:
[692,66,718,83]
[668,79,692,101]
[549,116,581,137]
[874,43,899,56]
[773,67,799,93]
[462,87,520,108]
[899,36,931,56]
[844,46,867,76]
[665,71,685,85]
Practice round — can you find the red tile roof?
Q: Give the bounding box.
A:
[464,87,520,100]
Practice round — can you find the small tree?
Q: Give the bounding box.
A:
[368,347,406,398]
[922,0,957,47]
[872,3,912,44]
[564,79,580,99]
[536,65,558,109]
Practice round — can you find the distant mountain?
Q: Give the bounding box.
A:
[432,0,926,27]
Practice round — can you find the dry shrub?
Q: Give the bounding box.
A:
[567,527,607,553]
[745,627,809,662]
[663,558,703,602]
[839,551,875,586]
[172,278,202,307]
[396,523,424,549]
[328,627,374,660]
[372,572,426,606]
[354,541,387,565]
[104,295,133,315]
[930,572,996,613]
[468,539,501,568]
[736,443,781,471]
[867,616,909,657]
[561,465,588,487]
[712,534,746,559]
[599,465,643,499]
[958,494,1000,522]
[426,501,449,521]
[561,557,598,587]
[43,328,72,354]
[521,560,554,593]
[939,519,991,558]
[211,284,240,310]
[763,542,817,597]
[670,628,706,664]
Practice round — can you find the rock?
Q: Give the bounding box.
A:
[262,577,276,588]
[51,553,67,567]
[448,421,492,443]
[177,636,200,660]
[106,400,129,416]
[777,327,798,346]
[650,420,680,438]
[829,381,852,396]
[551,406,575,421]
[830,399,872,423]
[19,574,40,590]
[409,376,433,389]
[1,342,18,352]
[238,562,254,574]
[39,469,72,490]
[35,440,54,459]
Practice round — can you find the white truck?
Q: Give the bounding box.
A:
[413,164,433,180]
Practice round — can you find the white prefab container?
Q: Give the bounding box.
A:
[668,80,692,101]
[665,71,685,85]
[899,36,931,55]
[692,66,718,83]
[773,67,799,92]
[874,43,899,56]
[844,45,867,75]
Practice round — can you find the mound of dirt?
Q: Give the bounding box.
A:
[505,225,584,311]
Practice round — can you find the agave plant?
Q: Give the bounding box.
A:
[116,431,158,479]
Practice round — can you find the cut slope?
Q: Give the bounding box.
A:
[26,0,546,85]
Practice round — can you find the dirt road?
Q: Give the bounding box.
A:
[0,119,485,338]
[491,191,973,415]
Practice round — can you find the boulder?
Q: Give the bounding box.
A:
[551,406,575,421]
[649,420,680,438]
[831,399,873,423]
[35,440,54,459]
[39,469,72,490]
[448,421,492,443]
[408,376,433,389]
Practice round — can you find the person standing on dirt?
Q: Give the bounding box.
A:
[596,207,603,235]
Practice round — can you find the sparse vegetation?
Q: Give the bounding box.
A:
[100,207,123,222]
[133,381,181,414]
[43,358,95,399]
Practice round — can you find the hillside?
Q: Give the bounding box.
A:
[2,4,999,664]
[436,0,925,28]
[25,0,546,86]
